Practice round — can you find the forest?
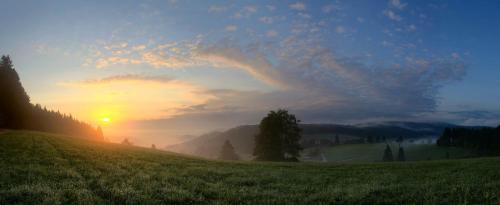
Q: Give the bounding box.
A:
[437,126,500,156]
[0,55,103,139]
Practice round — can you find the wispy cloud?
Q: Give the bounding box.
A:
[195,43,288,89]
[142,52,192,69]
[389,0,407,10]
[322,4,339,13]
[225,25,238,32]
[259,16,274,24]
[233,5,257,18]
[186,36,467,124]
[63,74,174,86]
[383,9,402,21]
[208,5,227,13]
[289,2,306,11]
[266,30,278,37]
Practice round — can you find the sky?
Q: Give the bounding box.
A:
[1,0,500,146]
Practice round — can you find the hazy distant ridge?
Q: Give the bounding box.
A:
[165,121,461,159]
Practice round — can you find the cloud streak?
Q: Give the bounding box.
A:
[63,74,174,86]
[195,43,288,89]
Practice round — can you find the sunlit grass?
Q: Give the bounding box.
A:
[1,130,500,204]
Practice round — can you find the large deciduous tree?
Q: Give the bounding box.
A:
[253,109,302,161]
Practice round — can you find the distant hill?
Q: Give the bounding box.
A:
[165,121,460,159]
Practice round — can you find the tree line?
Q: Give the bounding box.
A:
[0,55,103,139]
[437,126,500,156]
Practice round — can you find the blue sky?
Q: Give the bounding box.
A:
[1,0,499,145]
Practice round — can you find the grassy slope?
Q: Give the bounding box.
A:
[311,143,472,163]
[1,131,500,204]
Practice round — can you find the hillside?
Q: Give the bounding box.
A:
[166,122,458,159]
[2,130,500,204]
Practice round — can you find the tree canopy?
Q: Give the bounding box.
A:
[253,109,302,161]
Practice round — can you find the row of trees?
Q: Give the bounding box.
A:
[437,126,500,156]
[382,144,406,162]
[0,55,103,139]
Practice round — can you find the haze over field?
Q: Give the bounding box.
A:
[1,0,500,147]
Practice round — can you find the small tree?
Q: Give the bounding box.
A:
[219,140,239,160]
[122,138,132,146]
[397,146,406,161]
[253,109,302,161]
[383,144,393,162]
[151,144,156,149]
[334,134,340,144]
[96,126,104,140]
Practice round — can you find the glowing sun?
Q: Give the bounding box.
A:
[101,117,111,123]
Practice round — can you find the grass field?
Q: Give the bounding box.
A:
[305,143,473,163]
[1,130,500,204]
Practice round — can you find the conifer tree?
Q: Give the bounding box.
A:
[383,144,394,162]
[397,146,406,161]
[219,140,239,160]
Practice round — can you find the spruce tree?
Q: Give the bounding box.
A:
[383,144,394,162]
[397,146,406,161]
[0,55,31,128]
[96,126,104,140]
[219,140,239,160]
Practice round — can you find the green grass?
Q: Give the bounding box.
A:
[307,143,472,163]
[1,130,500,204]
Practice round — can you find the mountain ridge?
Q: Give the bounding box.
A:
[165,121,470,159]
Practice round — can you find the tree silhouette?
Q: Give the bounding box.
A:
[254,109,302,161]
[397,146,406,161]
[437,126,500,156]
[334,134,340,144]
[96,126,104,139]
[151,144,156,149]
[122,138,132,145]
[0,55,31,128]
[218,140,239,160]
[383,144,394,162]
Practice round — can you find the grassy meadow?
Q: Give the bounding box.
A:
[1,130,500,204]
[304,143,473,163]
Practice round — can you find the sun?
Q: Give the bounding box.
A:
[101,117,111,124]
